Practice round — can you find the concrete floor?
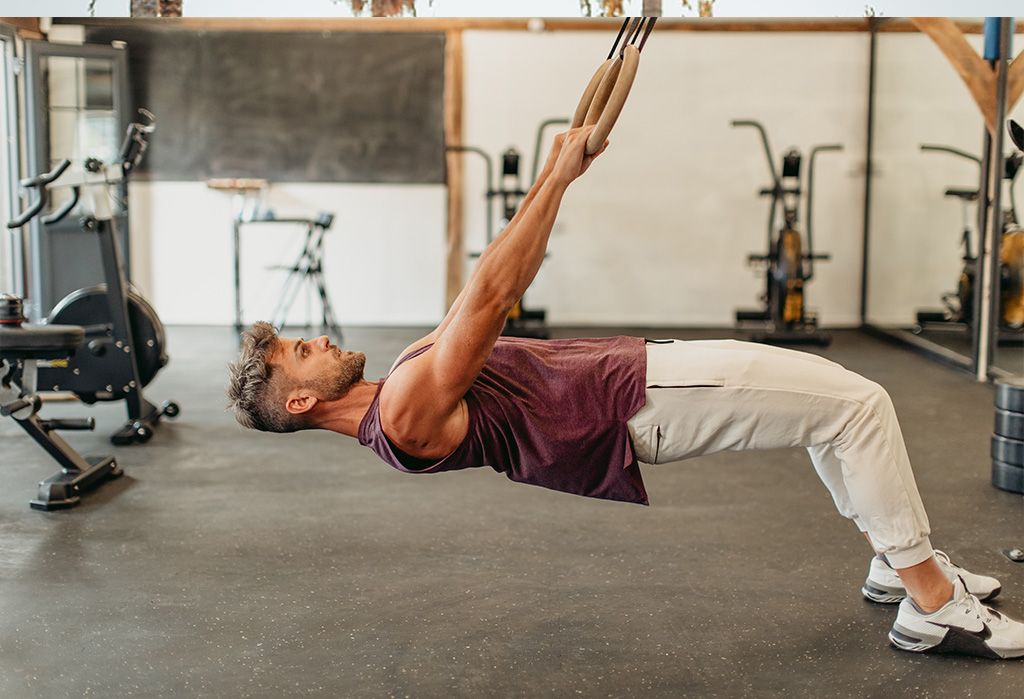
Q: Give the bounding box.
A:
[1,326,1022,698]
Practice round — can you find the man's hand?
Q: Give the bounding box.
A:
[548,126,610,189]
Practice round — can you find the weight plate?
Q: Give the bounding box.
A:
[992,433,1024,465]
[994,408,1024,439]
[995,377,1024,412]
[992,458,1024,494]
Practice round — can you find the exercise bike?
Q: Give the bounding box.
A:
[2,165,123,510]
[915,144,1024,340]
[7,111,179,445]
[446,118,568,339]
[731,119,842,346]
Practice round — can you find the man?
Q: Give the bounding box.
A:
[228,127,1024,659]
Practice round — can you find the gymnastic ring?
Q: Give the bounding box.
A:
[583,59,623,128]
[571,58,615,128]
[585,44,640,155]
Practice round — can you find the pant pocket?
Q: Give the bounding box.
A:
[630,423,662,464]
[646,380,727,389]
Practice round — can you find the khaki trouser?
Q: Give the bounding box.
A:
[626,339,933,569]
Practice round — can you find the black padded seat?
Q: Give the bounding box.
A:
[0,323,84,360]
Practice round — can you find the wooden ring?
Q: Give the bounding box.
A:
[571,58,614,128]
[583,58,623,127]
[586,44,640,155]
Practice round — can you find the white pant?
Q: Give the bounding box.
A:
[626,339,933,569]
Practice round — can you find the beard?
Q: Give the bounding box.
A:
[307,350,367,401]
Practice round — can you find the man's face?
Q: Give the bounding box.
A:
[274,335,367,403]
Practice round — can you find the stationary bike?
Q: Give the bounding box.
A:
[731,120,842,346]
[915,144,1024,338]
[7,111,179,445]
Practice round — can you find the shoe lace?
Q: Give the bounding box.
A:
[954,582,1001,626]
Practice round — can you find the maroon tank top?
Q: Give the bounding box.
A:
[357,336,649,505]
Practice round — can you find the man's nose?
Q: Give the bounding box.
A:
[316,335,330,351]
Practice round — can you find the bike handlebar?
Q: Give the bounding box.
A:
[731,119,780,186]
[6,159,72,229]
[19,159,72,190]
[920,143,982,166]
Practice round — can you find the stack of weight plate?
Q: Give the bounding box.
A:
[993,378,1024,494]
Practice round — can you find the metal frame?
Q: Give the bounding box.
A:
[0,24,19,297]
[22,40,129,322]
[859,18,1015,382]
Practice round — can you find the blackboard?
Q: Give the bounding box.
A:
[84,27,446,183]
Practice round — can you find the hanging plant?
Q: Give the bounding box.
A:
[129,0,182,16]
[579,0,626,16]
[159,0,183,17]
[332,0,418,16]
[681,0,715,16]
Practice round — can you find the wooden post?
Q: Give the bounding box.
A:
[443,29,464,309]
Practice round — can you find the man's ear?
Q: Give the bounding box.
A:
[285,390,319,416]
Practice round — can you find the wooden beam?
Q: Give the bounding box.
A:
[443,28,464,310]
[0,17,44,39]
[911,17,998,134]
[56,16,991,34]
[58,16,989,34]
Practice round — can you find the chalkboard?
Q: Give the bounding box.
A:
[84,27,446,183]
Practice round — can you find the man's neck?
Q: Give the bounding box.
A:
[314,380,381,438]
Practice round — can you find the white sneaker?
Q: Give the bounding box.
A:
[889,577,1024,659]
[862,550,1001,604]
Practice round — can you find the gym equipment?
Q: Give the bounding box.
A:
[0,291,122,510]
[243,210,342,343]
[7,111,179,445]
[731,120,842,346]
[571,16,656,154]
[992,377,1024,494]
[1001,122,1024,565]
[447,118,569,339]
[915,143,1024,337]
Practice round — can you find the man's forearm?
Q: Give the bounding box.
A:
[476,162,554,263]
[471,177,567,307]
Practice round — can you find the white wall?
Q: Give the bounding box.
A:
[128,182,447,326]
[867,32,1024,326]
[462,30,868,326]
[0,0,129,16]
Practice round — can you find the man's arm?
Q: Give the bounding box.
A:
[383,127,607,449]
[427,131,568,340]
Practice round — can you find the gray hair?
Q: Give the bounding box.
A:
[226,322,308,433]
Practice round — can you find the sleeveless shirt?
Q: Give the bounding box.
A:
[357,336,649,505]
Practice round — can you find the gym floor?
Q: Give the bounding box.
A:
[1,326,1022,697]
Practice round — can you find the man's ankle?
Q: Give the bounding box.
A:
[911,583,954,614]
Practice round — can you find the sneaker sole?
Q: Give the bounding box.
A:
[890,622,1022,660]
[862,582,906,605]
[864,583,1002,605]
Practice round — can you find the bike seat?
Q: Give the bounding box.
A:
[0,324,84,360]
